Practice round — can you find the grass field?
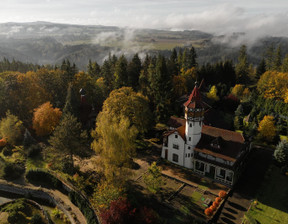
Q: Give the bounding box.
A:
[246,165,288,224]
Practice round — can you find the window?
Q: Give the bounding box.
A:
[189,123,192,127]
[188,153,190,157]
[189,137,191,141]
[195,161,204,172]
[217,168,226,179]
[226,171,233,181]
[185,153,187,157]
[175,134,178,138]
[172,154,179,162]
[173,144,179,149]
[188,146,190,149]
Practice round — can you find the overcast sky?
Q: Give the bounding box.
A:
[0,0,288,35]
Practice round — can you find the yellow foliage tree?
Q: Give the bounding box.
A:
[33,102,62,136]
[258,115,276,142]
[207,85,219,101]
[257,71,288,101]
[231,84,245,98]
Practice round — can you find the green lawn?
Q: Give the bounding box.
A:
[246,165,288,224]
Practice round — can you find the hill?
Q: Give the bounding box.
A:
[0,22,288,69]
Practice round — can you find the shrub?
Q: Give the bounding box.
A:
[31,214,43,224]
[25,170,66,193]
[204,208,213,216]
[215,197,222,203]
[218,190,227,198]
[69,191,98,224]
[2,146,12,156]
[210,205,217,212]
[3,162,25,180]
[213,201,219,207]
[27,144,42,158]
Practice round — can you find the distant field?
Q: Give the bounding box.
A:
[245,165,288,224]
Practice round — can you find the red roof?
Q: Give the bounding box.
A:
[194,125,245,162]
[183,85,204,109]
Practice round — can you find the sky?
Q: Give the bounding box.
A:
[0,0,288,36]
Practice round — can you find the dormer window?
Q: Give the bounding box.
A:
[211,137,224,149]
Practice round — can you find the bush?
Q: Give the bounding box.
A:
[25,170,66,193]
[3,162,25,180]
[69,191,98,224]
[2,146,12,156]
[27,144,42,158]
[215,197,222,203]
[213,201,219,207]
[31,214,43,224]
[204,208,213,216]
[218,190,227,198]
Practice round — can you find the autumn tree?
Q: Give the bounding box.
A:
[91,116,138,184]
[32,102,62,136]
[257,71,288,101]
[99,197,136,224]
[207,85,219,101]
[143,162,163,194]
[92,181,124,211]
[49,113,88,171]
[274,140,288,165]
[0,111,24,145]
[97,87,153,134]
[258,115,276,142]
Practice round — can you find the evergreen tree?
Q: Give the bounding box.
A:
[63,83,79,117]
[127,53,142,89]
[282,54,288,72]
[49,113,88,170]
[167,48,178,77]
[256,58,266,79]
[235,45,249,84]
[113,55,128,89]
[101,60,113,93]
[148,55,173,122]
[273,46,282,71]
[190,46,197,67]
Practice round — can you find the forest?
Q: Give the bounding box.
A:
[0,43,288,224]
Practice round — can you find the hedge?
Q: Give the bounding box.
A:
[69,191,98,224]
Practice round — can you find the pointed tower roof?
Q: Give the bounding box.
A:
[183,83,204,109]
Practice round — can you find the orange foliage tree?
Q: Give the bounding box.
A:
[33,102,62,136]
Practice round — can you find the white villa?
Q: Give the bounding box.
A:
[161,84,250,186]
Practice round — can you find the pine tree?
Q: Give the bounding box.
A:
[127,53,141,89]
[235,45,249,84]
[148,55,173,122]
[49,113,88,170]
[63,83,79,116]
[113,55,128,89]
[256,58,266,79]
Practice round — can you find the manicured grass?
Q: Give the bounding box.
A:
[246,165,288,224]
